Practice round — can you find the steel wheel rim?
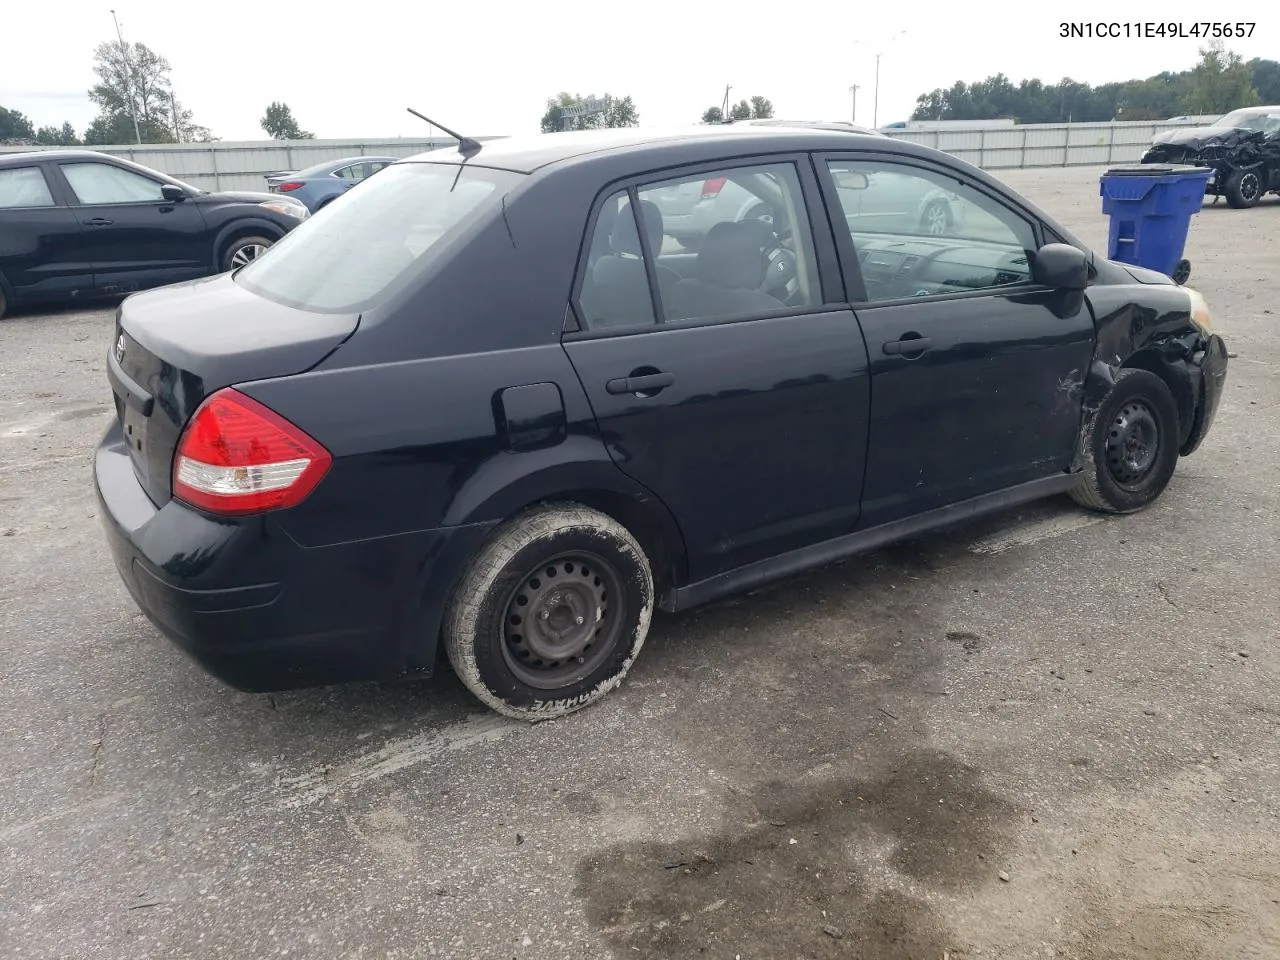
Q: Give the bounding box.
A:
[1240,173,1261,202]
[925,203,948,235]
[1105,399,1160,486]
[231,243,267,268]
[501,551,625,690]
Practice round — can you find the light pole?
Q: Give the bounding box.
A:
[110,9,142,144]
[849,84,860,124]
[870,30,907,129]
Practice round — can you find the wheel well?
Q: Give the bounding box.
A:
[1121,350,1195,445]
[525,489,686,598]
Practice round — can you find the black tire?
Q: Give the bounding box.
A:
[220,235,274,272]
[442,504,654,721]
[1070,368,1181,514]
[920,199,951,236]
[1172,259,1190,285]
[1223,169,1263,209]
[0,285,7,321]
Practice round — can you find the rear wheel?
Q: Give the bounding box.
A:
[1070,368,1180,514]
[1223,169,1263,209]
[220,235,273,272]
[443,504,654,721]
[921,199,951,236]
[0,285,7,321]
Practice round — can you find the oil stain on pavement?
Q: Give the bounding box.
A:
[576,748,1019,959]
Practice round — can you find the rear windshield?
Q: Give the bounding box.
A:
[235,162,524,313]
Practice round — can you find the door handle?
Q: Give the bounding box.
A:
[883,335,932,356]
[606,372,675,395]
[82,218,114,226]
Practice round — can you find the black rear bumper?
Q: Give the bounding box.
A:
[1180,333,1228,456]
[94,421,494,692]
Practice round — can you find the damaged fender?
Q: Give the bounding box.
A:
[1078,265,1229,470]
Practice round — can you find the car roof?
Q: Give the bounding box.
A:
[400,124,917,174]
[0,148,123,166]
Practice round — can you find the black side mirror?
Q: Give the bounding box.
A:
[1032,243,1088,290]
[161,184,187,202]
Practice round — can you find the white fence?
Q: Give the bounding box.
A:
[880,119,1205,170]
[0,137,491,192]
[0,119,1211,189]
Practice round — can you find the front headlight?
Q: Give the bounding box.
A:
[259,199,309,220]
[1185,286,1214,335]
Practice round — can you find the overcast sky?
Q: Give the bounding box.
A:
[3,2,1275,143]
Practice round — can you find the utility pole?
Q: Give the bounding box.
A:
[849,84,860,124]
[170,84,181,142]
[722,84,731,118]
[110,9,143,144]
[871,30,907,129]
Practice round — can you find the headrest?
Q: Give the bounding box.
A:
[611,199,664,256]
[697,221,766,290]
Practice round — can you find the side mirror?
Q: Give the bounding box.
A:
[161,184,187,202]
[833,169,869,190]
[1032,243,1088,290]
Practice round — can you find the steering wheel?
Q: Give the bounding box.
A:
[739,214,803,305]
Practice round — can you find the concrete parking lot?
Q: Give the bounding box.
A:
[1,166,1277,960]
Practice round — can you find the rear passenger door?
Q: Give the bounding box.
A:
[0,163,92,307]
[562,157,872,584]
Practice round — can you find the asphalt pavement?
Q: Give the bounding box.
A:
[1,166,1277,960]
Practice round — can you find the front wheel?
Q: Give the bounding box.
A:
[1070,368,1181,514]
[920,199,951,236]
[220,235,274,272]
[443,504,654,721]
[1223,169,1263,209]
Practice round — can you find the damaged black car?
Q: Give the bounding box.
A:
[1142,106,1280,208]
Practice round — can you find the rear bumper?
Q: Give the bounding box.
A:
[1180,333,1229,456]
[94,421,494,692]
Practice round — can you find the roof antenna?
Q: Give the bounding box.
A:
[406,107,483,157]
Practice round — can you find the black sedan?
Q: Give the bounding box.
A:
[93,124,1229,720]
[0,149,309,319]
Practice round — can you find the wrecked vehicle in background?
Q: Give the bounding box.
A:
[1142,106,1280,208]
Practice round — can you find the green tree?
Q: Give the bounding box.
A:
[749,95,774,119]
[540,92,638,132]
[85,39,213,145]
[0,105,36,142]
[729,100,752,120]
[701,106,724,124]
[1185,41,1258,113]
[34,122,81,146]
[1250,58,1280,102]
[261,101,314,140]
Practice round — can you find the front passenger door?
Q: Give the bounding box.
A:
[54,160,209,293]
[819,156,1096,528]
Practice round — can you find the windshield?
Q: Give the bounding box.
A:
[1212,109,1280,133]
[234,162,523,313]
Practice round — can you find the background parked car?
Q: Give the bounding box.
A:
[1142,105,1280,208]
[264,156,399,212]
[0,149,308,320]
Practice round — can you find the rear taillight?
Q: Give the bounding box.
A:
[278,181,303,192]
[172,388,331,516]
[701,176,727,200]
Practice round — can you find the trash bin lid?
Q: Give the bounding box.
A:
[1104,164,1212,177]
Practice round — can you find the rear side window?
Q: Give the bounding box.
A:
[0,167,54,208]
[235,162,522,313]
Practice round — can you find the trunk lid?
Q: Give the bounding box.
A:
[108,272,359,507]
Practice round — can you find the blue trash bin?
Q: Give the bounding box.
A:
[1099,164,1213,285]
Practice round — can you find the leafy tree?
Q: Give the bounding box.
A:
[911,49,1279,123]
[716,97,773,122]
[0,105,36,142]
[35,122,81,146]
[261,101,314,140]
[540,92,639,133]
[1185,41,1258,114]
[85,39,214,145]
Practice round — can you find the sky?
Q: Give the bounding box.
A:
[2,2,1276,143]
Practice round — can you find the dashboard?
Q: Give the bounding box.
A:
[850,233,1034,301]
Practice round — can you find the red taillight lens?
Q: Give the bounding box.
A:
[701,176,727,200]
[172,388,331,516]
[278,181,303,192]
